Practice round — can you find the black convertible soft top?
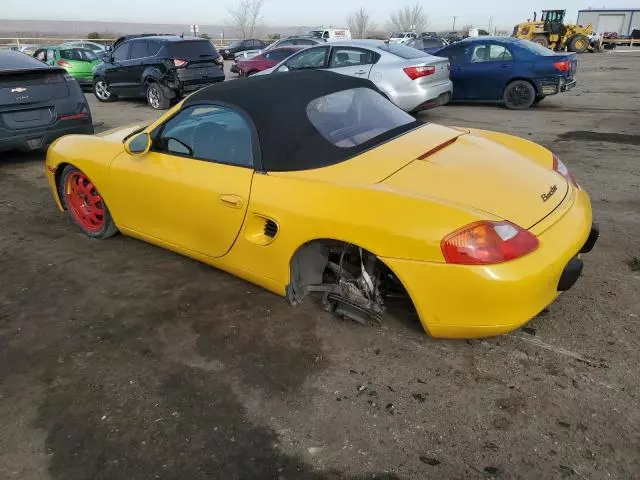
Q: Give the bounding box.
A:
[184,70,421,172]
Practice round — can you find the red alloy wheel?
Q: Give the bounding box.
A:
[64,171,106,233]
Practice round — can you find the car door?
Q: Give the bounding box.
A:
[437,44,470,100]
[457,42,515,100]
[109,104,255,258]
[274,46,330,72]
[327,46,378,79]
[115,40,149,95]
[104,41,132,94]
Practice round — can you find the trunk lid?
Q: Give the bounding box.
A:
[405,56,450,85]
[382,133,568,229]
[270,123,466,184]
[533,52,577,78]
[0,68,69,106]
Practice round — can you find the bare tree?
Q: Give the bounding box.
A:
[228,0,265,39]
[388,2,429,33]
[347,8,375,39]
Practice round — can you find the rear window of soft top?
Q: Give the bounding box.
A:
[167,41,218,59]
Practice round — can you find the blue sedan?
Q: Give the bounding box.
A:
[434,37,577,109]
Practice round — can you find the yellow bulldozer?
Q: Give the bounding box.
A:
[513,9,594,53]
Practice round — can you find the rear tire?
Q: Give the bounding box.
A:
[568,34,589,53]
[58,165,117,239]
[146,82,171,110]
[532,35,549,48]
[503,80,536,110]
[93,78,116,102]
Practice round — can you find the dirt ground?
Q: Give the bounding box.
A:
[1,52,639,480]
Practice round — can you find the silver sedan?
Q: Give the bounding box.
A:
[256,40,453,112]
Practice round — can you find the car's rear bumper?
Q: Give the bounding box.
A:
[181,78,225,93]
[382,187,596,338]
[71,75,94,86]
[536,77,576,96]
[389,79,453,112]
[0,120,94,152]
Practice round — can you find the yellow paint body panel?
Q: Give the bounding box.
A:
[44,107,594,339]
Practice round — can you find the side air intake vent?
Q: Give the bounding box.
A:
[264,219,278,238]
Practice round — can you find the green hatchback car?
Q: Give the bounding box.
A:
[33,46,101,87]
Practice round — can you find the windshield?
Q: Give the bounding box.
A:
[60,48,97,61]
[86,43,104,52]
[309,31,323,38]
[379,42,426,59]
[307,87,415,148]
[422,38,441,48]
[391,33,404,38]
[519,39,556,56]
[229,41,242,48]
[168,41,217,59]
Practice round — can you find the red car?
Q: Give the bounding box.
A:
[235,47,305,77]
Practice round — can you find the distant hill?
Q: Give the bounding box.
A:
[0,19,317,40]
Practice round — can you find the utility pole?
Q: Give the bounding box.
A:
[452,16,458,31]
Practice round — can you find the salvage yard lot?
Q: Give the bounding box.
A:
[1,52,639,479]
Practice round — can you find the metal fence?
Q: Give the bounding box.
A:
[0,37,246,50]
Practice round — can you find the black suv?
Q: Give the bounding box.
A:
[93,36,225,110]
[220,39,267,60]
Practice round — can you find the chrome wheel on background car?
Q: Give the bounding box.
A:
[93,79,115,102]
[146,83,170,110]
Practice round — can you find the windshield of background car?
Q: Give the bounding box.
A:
[391,33,404,38]
[60,48,97,61]
[421,38,441,48]
[286,47,328,69]
[309,31,323,38]
[229,41,242,48]
[378,42,426,59]
[168,41,217,59]
[519,39,556,56]
[306,88,415,148]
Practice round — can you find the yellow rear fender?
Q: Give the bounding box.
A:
[46,135,124,218]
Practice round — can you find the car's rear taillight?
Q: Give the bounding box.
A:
[553,60,571,72]
[552,154,577,186]
[403,65,436,80]
[60,112,88,121]
[172,58,188,67]
[214,54,224,65]
[441,221,539,265]
[56,60,70,68]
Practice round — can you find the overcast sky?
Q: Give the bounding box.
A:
[2,0,638,30]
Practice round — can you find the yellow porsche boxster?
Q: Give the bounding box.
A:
[45,70,598,338]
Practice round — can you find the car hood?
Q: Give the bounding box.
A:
[382,133,568,229]
[97,123,145,142]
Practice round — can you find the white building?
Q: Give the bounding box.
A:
[577,8,640,35]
